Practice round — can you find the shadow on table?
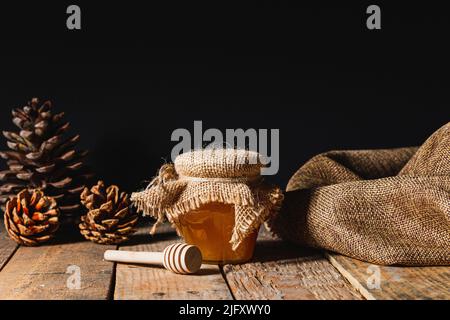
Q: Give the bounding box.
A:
[49,225,86,245]
[117,262,220,276]
[47,222,180,246]
[122,230,180,246]
[251,239,323,263]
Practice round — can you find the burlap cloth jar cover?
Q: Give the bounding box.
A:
[131,149,283,250]
[267,122,450,266]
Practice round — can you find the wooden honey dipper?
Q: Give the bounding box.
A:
[104,243,203,274]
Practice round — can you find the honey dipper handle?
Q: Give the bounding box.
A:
[104,250,164,265]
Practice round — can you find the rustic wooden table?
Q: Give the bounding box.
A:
[0,223,448,300]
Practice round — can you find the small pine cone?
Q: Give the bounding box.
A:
[3,189,60,246]
[79,181,138,244]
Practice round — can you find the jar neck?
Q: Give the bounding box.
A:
[178,175,262,184]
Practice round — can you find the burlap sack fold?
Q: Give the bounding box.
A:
[268,122,450,266]
[131,149,283,249]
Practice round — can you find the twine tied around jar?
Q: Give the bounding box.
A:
[131,149,284,250]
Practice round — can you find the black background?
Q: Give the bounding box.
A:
[0,1,448,191]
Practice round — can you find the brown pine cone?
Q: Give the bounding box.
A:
[0,97,93,221]
[79,181,138,244]
[3,189,60,246]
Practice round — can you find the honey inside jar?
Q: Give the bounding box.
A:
[178,202,258,264]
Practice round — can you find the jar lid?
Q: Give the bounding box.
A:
[174,148,265,179]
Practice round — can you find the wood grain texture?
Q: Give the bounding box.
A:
[223,228,363,300]
[326,253,450,300]
[114,224,233,300]
[0,223,18,271]
[0,226,116,300]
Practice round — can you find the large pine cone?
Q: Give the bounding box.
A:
[4,189,60,246]
[0,98,92,220]
[79,181,138,244]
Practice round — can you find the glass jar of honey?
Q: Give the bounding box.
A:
[178,202,259,264]
[131,149,283,265]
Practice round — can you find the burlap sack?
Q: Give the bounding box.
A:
[268,122,450,266]
[131,149,283,249]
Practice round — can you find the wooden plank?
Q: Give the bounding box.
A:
[0,226,116,300]
[222,228,363,300]
[0,223,18,271]
[114,224,233,300]
[326,253,450,300]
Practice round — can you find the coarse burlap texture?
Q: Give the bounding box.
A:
[131,149,283,249]
[267,122,450,266]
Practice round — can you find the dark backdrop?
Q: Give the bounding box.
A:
[0,1,448,191]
